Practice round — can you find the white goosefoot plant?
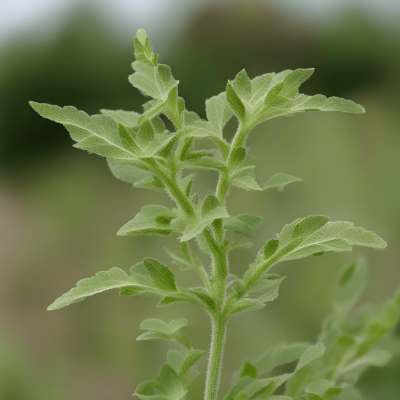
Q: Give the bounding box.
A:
[30,30,400,400]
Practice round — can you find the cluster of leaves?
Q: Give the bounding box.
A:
[226,259,400,400]
[30,29,398,400]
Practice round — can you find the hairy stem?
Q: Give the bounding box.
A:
[216,124,250,203]
[144,158,195,216]
[205,313,228,400]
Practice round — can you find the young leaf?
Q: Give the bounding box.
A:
[230,155,262,191]
[230,277,285,314]
[178,195,229,242]
[254,343,311,375]
[263,215,386,266]
[225,68,364,135]
[179,349,206,375]
[48,263,178,310]
[296,343,325,371]
[137,318,190,348]
[100,109,141,127]
[224,214,263,238]
[333,259,367,317]
[263,173,302,192]
[118,205,177,236]
[107,160,166,191]
[29,103,138,160]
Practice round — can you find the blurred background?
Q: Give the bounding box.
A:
[1,0,399,399]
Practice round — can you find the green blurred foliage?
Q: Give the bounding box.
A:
[0,2,399,399]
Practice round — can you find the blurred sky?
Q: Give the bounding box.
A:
[1,0,400,51]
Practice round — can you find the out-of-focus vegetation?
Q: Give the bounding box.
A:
[0,2,399,399]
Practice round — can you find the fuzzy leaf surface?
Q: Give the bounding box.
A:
[263,173,302,191]
[48,262,177,310]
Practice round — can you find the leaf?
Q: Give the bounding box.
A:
[296,343,325,371]
[305,379,342,398]
[179,195,229,242]
[227,241,254,252]
[100,109,141,127]
[205,92,234,138]
[237,373,293,400]
[285,344,326,397]
[137,318,190,348]
[230,155,262,191]
[143,258,177,292]
[224,68,364,135]
[333,259,367,317]
[133,29,159,67]
[254,343,311,375]
[356,288,400,355]
[129,32,184,128]
[263,173,302,192]
[224,376,255,400]
[179,349,206,375]
[265,215,386,265]
[224,214,263,238]
[107,160,165,191]
[230,277,285,314]
[118,205,177,236]
[48,263,178,310]
[164,243,203,273]
[338,348,392,384]
[29,102,138,160]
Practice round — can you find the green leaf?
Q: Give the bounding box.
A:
[226,81,246,123]
[100,109,141,127]
[107,160,165,191]
[224,214,263,238]
[236,373,293,400]
[230,155,262,191]
[254,343,311,375]
[285,343,326,397]
[164,243,204,273]
[29,102,138,160]
[224,68,364,134]
[118,205,177,236]
[264,239,280,259]
[296,343,325,371]
[263,173,302,192]
[137,318,190,348]
[48,263,178,310]
[133,29,159,67]
[305,379,342,398]
[143,258,178,292]
[264,215,386,265]
[129,42,184,128]
[179,349,206,375]
[338,348,392,384]
[224,377,254,400]
[205,92,234,138]
[333,259,367,317]
[178,195,229,242]
[230,277,285,314]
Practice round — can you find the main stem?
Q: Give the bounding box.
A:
[204,313,228,400]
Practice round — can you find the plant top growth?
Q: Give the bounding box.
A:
[30,30,400,400]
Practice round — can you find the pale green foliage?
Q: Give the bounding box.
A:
[230,259,400,400]
[30,29,398,400]
[263,173,302,191]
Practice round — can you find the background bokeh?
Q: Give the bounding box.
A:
[1,0,399,399]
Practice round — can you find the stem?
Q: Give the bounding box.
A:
[144,158,195,217]
[216,124,250,203]
[205,313,228,400]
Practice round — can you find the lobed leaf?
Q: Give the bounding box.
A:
[263,173,302,192]
[48,261,178,310]
[225,68,365,135]
[118,205,177,237]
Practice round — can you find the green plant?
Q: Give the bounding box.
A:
[29,30,400,400]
